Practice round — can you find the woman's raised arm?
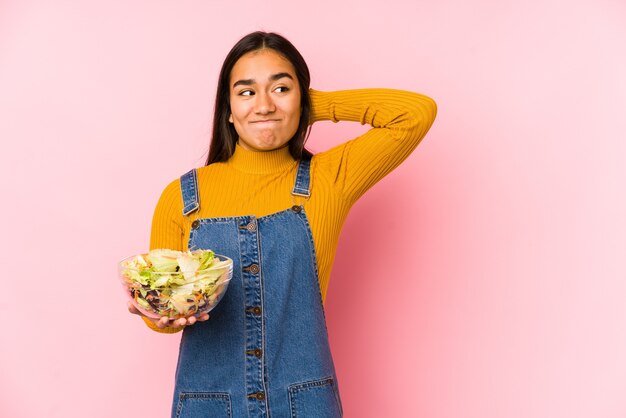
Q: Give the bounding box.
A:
[310,88,437,204]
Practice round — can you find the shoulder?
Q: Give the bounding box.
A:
[161,176,182,196]
[310,143,350,168]
[309,139,364,179]
[154,177,182,212]
[162,164,219,192]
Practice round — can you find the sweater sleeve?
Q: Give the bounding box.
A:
[149,179,185,253]
[139,179,186,334]
[310,88,437,204]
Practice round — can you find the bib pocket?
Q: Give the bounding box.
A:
[288,377,343,418]
[174,392,232,418]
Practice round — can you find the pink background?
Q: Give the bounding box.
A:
[1,1,625,417]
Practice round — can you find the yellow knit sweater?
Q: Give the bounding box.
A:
[143,88,436,332]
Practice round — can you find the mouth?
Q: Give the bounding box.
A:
[250,119,280,124]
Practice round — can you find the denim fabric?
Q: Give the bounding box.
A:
[173,158,343,418]
[291,157,311,198]
[181,168,200,216]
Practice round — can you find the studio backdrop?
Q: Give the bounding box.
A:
[1,1,625,417]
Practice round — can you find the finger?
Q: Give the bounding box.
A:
[157,317,170,328]
[174,318,187,328]
[198,313,209,321]
[127,302,140,315]
[187,316,197,325]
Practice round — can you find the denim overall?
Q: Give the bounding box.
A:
[172,157,343,418]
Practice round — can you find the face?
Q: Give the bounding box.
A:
[228,49,301,152]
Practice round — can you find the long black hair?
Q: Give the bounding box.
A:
[205,31,313,165]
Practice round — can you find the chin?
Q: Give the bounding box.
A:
[261,144,289,151]
[243,140,290,152]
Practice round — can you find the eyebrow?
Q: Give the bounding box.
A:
[232,72,294,88]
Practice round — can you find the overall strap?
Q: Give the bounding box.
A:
[180,169,200,216]
[291,156,312,198]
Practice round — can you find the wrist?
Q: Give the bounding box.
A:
[308,88,328,124]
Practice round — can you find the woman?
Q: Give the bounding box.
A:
[129,31,436,418]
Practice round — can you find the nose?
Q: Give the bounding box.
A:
[254,91,276,115]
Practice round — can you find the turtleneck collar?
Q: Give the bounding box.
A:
[227,142,296,174]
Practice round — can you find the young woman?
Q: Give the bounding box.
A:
[128,31,436,418]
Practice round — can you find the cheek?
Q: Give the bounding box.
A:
[286,99,302,123]
[291,107,302,128]
[229,98,248,120]
[228,110,244,135]
[230,108,247,128]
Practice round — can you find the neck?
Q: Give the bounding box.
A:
[228,143,296,174]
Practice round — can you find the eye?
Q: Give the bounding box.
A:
[274,86,290,93]
[238,90,254,96]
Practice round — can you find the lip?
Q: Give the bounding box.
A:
[250,119,280,124]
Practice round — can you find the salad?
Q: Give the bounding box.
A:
[119,249,232,319]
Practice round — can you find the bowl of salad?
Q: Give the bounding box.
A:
[119,249,233,319]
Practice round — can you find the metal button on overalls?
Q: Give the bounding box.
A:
[172,157,343,418]
[245,264,260,274]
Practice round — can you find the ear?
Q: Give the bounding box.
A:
[228,114,233,123]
